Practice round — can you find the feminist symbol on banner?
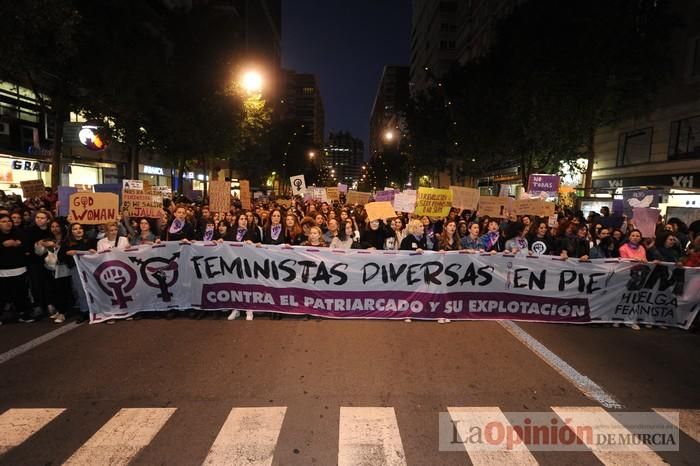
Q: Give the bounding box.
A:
[129,253,180,302]
[93,260,138,309]
[293,179,303,191]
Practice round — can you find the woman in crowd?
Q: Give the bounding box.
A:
[527,221,556,256]
[232,213,256,243]
[360,219,389,250]
[647,231,682,263]
[314,213,327,233]
[166,205,195,242]
[436,219,462,251]
[214,220,230,241]
[301,226,327,247]
[461,222,483,251]
[0,213,33,323]
[420,216,436,250]
[330,219,359,249]
[323,218,340,244]
[58,223,97,323]
[480,219,505,253]
[39,220,71,323]
[618,229,647,262]
[97,221,130,252]
[262,208,286,245]
[284,213,303,245]
[245,211,263,243]
[560,224,590,260]
[132,218,158,245]
[504,221,529,255]
[400,219,427,252]
[298,216,316,245]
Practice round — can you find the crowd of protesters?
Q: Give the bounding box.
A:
[1,188,699,328]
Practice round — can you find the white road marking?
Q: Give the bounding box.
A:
[552,406,666,465]
[447,407,538,465]
[202,407,287,466]
[63,407,176,466]
[338,407,406,466]
[499,321,623,409]
[0,322,83,365]
[654,408,700,444]
[0,408,65,454]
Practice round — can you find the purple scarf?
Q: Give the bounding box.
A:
[236,228,247,242]
[485,231,499,250]
[271,224,282,240]
[169,219,184,234]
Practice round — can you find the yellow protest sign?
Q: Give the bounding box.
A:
[414,187,453,217]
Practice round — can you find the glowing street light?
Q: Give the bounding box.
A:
[384,130,395,141]
[308,151,315,159]
[241,70,263,94]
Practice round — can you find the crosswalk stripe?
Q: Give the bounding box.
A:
[653,408,700,444]
[338,407,406,466]
[202,407,287,466]
[551,407,666,466]
[446,407,538,466]
[0,408,65,454]
[63,408,176,466]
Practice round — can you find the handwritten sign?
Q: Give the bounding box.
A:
[365,201,397,221]
[374,190,395,202]
[150,186,172,199]
[20,179,45,199]
[68,193,119,224]
[326,186,340,202]
[478,196,510,218]
[450,186,480,210]
[393,190,417,213]
[208,180,230,213]
[346,191,371,205]
[290,175,306,195]
[528,174,560,197]
[121,190,163,218]
[239,179,251,210]
[414,188,453,217]
[633,207,661,238]
[510,199,555,217]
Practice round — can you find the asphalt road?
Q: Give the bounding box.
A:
[0,316,699,465]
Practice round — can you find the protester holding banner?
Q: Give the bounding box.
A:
[504,221,529,255]
[131,218,159,246]
[461,222,483,251]
[166,205,195,242]
[330,219,359,249]
[323,218,339,244]
[301,226,327,247]
[25,210,53,320]
[97,222,130,252]
[400,219,427,252]
[262,209,286,245]
[480,219,505,253]
[360,219,390,250]
[233,213,256,243]
[618,229,647,262]
[284,213,303,245]
[560,224,590,260]
[58,223,97,323]
[436,220,462,251]
[647,231,682,263]
[527,221,557,256]
[40,220,70,323]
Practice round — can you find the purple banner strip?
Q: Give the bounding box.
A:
[198,283,591,322]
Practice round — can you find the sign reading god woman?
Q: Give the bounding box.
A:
[74,243,700,328]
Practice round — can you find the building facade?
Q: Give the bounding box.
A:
[279,70,325,147]
[324,132,364,186]
[369,65,410,159]
[590,1,700,193]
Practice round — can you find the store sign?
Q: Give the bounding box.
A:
[592,173,700,189]
[12,160,50,172]
[143,165,165,176]
[78,125,107,151]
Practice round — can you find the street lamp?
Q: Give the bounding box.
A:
[384,130,395,142]
[308,151,315,159]
[241,70,263,94]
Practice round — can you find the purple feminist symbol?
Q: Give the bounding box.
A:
[94,261,138,308]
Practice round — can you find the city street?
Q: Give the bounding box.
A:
[1,317,699,465]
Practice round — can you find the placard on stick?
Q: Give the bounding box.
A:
[364,201,397,221]
[239,179,251,210]
[68,192,119,224]
[325,186,340,202]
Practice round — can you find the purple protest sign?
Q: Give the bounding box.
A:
[58,186,78,217]
[528,174,560,197]
[373,190,395,202]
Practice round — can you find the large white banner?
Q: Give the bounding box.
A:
[74,243,700,328]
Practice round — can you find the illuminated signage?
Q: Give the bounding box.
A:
[143,165,165,175]
[78,125,107,151]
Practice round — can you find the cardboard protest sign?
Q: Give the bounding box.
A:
[478,196,510,218]
[20,179,45,199]
[337,183,348,193]
[290,175,306,196]
[122,179,143,191]
[58,186,78,217]
[68,192,119,224]
[632,207,661,238]
[365,201,397,221]
[346,191,371,205]
[414,187,453,217]
[393,190,417,213]
[450,186,480,211]
[622,189,662,217]
[239,179,251,210]
[311,187,328,202]
[74,184,93,192]
[150,186,172,199]
[510,199,555,217]
[326,186,340,202]
[208,180,231,213]
[121,190,164,218]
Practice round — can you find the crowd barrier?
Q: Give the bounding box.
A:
[74,242,700,328]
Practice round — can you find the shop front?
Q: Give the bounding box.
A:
[138,164,172,188]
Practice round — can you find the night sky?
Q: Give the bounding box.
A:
[281,0,411,159]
